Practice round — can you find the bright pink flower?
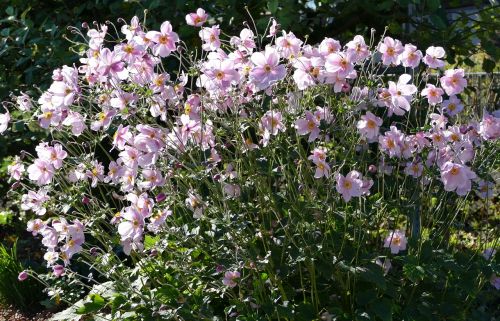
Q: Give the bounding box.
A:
[421,84,444,105]
[442,95,464,116]
[146,21,179,57]
[18,271,28,281]
[52,265,65,277]
[199,25,221,51]
[440,161,477,196]
[401,44,422,68]
[378,37,403,66]
[387,74,417,116]
[27,159,55,185]
[383,230,407,254]
[357,111,382,141]
[185,8,208,27]
[440,68,467,96]
[295,111,320,141]
[222,271,240,287]
[250,46,286,90]
[423,46,445,68]
[335,170,364,202]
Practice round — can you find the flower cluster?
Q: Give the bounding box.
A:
[1,9,497,272]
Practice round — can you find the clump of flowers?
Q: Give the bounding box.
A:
[1,9,498,320]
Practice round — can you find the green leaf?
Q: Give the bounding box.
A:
[268,0,279,14]
[5,6,14,16]
[403,264,425,283]
[76,294,106,314]
[429,14,446,29]
[482,58,496,73]
[371,298,393,321]
[144,235,159,250]
[358,263,387,290]
[427,0,440,11]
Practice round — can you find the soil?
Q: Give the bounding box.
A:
[0,305,52,321]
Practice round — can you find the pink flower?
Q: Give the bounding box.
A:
[222,271,240,287]
[295,111,320,141]
[442,96,464,116]
[62,111,86,136]
[113,125,133,150]
[27,159,55,185]
[357,111,382,141]
[118,206,144,239]
[421,84,444,105]
[185,8,208,27]
[319,38,341,56]
[199,25,221,51]
[479,111,500,140]
[275,31,302,59]
[139,168,165,190]
[260,110,285,146]
[404,162,423,178]
[52,265,65,277]
[325,51,354,78]
[440,69,467,96]
[250,46,286,90]
[345,35,370,62]
[36,143,67,169]
[97,48,128,80]
[18,271,28,281]
[423,46,445,69]
[387,74,417,116]
[314,161,330,179]
[440,161,477,196]
[379,126,405,158]
[401,44,422,68]
[8,157,25,180]
[91,108,116,131]
[27,219,46,236]
[378,37,403,66]
[121,16,142,40]
[475,180,494,199]
[146,21,179,57]
[21,189,49,215]
[0,110,10,134]
[335,170,364,202]
[383,230,407,254]
[267,18,280,38]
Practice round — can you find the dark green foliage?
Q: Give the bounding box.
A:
[0,241,45,310]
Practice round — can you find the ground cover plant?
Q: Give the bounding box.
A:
[0,8,499,321]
